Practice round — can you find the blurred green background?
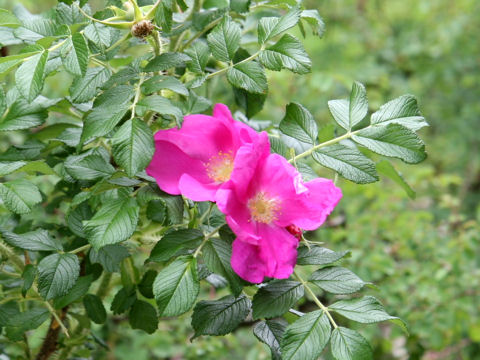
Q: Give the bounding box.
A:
[1,0,479,359]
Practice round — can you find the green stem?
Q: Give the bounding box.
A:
[206,50,262,80]
[193,225,224,258]
[294,270,338,329]
[0,239,25,271]
[130,73,146,119]
[179,17,222,51]
[69,244,91,254]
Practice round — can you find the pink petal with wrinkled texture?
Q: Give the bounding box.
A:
[231,239,266,283]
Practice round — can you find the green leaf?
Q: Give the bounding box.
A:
[153,255,199,317]
[310,267,367,295]
[253,319,287,360]
[53,275,93,309]
[143,52,191,72]
[1,229,62,251]
[0,161,27,176]
[154,3,173,33]
[376,160,416,199]
[84,23,111,48]
[230,0,250,13]
[227,61,268,94]
[65,152,115,180]
[281,310,331,360]
[0,179,42,214]
[297,246,350,266]
[83,294,107,324]
[207,16,241,62]
[0,9,21,27]
[15,49,48,101]
[62,33,89,76]
[141,76,188,96]
[138,270,157,299]
[258,7,301,44]
[66,202,92,238]
[37,253,80,300]
[112,118,154,177]
[70,67,112,103]
[203,238,244,296]
[56,2,85,25]
[111,287,137,314]
[233,87,266,118]
[191,295,251,338]
[129,299,158,334]
[328,81,368,131]
[5,308,49,341]
[329,296,407,332]
[352,124,427,164]
[185,41,210,74]
[312,144,379,184]
[84,197,139,250]
[259,34,311,74]
[21,264,36,296]
[17,160,57,175]
[279,102,318,144]
[300,10,325,37]
[371,95,428,131]
[0,49,43,76]
[0,97,48,131]
[136,95,183,124]
[252,280,304,320]
[149,229,203,263]
[331,327,373,360]
[89,244,130,272]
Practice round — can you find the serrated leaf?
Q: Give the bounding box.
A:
[83,294,106,324]
[65,152,115,180]
[56,2,85,25]
[371,95,428,131]
[301,10,325,37]
[0,179,42,214]
[192,295,251,338]
[258,7,301,44]
[70,67,111,103]
[312,144,379,184]
[155,3,173,33]
[136,95,183,123]
[203,238,243,296]
[37,253,80,300]
[129,300,158,334]
[378,160,416,200]
[331,327,373,360]
[281,310,331,360]
[207,16,241,62]
[149,229,203,263]
[153,255,199,317]
[252,280,303,320]
[1,229,62,251]
[66,202,92,238]
[297,246,350,266]
[5,308,49,341]
[84,197,139,250]
[143,52,191,72]
[111,118,154,177]
[53,275,93,309]
[81,103,131,143]
[84,23,111,47]
[329,296,407,332]
[141,76,188,96]
[0,161,26,176]
[89,244,130,272]
[15,50,48,101]
[328,82,368,131]
[62,33,88,76]
[0,97,48,131]
[227,61,268,94]
[352,124,427,164]
[259,34,311,74]
[254,319,288,360]
[310,267,366,294]
[279,102,317,144]
[185,41,210,73]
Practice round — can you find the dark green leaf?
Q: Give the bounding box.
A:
[67,202,92,238]
[259,34,311,74]
[296,246,350,266]
[149,229,203,263]
[15,49,48,101]
[83,294,107,324]
[279,102,318,144]
[70,67,112,103]
[138,270,157,299]
[143,52,191,72]
[252,280,303,320]
[89,244,130,272]
[0,179,42,214]
[141,76,189,96]
[111,287,137,314]
[1,229,62,251]
[53,275,93,309]
[227,61,268,94]
[21,264,36,296]
[371,95,428,131]
[230,0,250,13]
[5,308,49,341]
[331,327,373,360]
[192,295,251,337]
[65,152,115,180]
[310,267,367,294]
[129,300,158,334]
[0,97,48,131]
[207,16,241,62]
[253,319,288,360]
[185,41,210,74]
[136,95,183,124]
[153,255,199,317]
[37,253,80,300]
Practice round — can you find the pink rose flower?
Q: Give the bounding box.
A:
[217,152,342,283]
[146,104,269,202]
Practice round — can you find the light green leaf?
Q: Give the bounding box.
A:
[258,7,301,44]
[69,67,112,103]
[279,102,318,144]
[310,266,367,294]
[37,253,80,300]
[227,61,268,94]
[141,76,189,96]
[254,319,288,360]
[129,300,158,334]
[0,97,48,131]
[136,95,183,123]
[259,34,311,74]
[62,33,89,76]
[297,246,350,266]
[376,160,416,199]
[84,197,139,250]
[0,9,21,27]
[153,255,199,317]
[112,118,154,177]
[352,124,427,164]
[1,229,62,251]
[328,82,368,131]
[371,95,428,131]
[15,49,48,101]
[252,280,303,320]
[143,52,191,72]
[84,23,111,47]
[281,310,331,360]
[207,16,241,62]
[331,327,373,360]
[312,144,379,183]
[185,41,210,73]
[0,161,26,176]
[191,295,251,338]
[0,179,42,214]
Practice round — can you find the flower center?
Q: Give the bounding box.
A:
[248,192,281,224]
[206,151,234,183]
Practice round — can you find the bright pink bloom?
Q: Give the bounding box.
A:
[217,153,342,283]
[146,104,269,202]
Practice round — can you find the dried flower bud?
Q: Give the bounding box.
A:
[131,20,154,38]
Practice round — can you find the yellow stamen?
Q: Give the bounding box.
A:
[205,151,234,183]
[248,192,281,224]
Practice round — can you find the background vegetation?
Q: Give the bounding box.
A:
[1,0,478,359]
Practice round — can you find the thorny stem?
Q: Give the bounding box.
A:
[193,225,224,258]
[294,270,338,329]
